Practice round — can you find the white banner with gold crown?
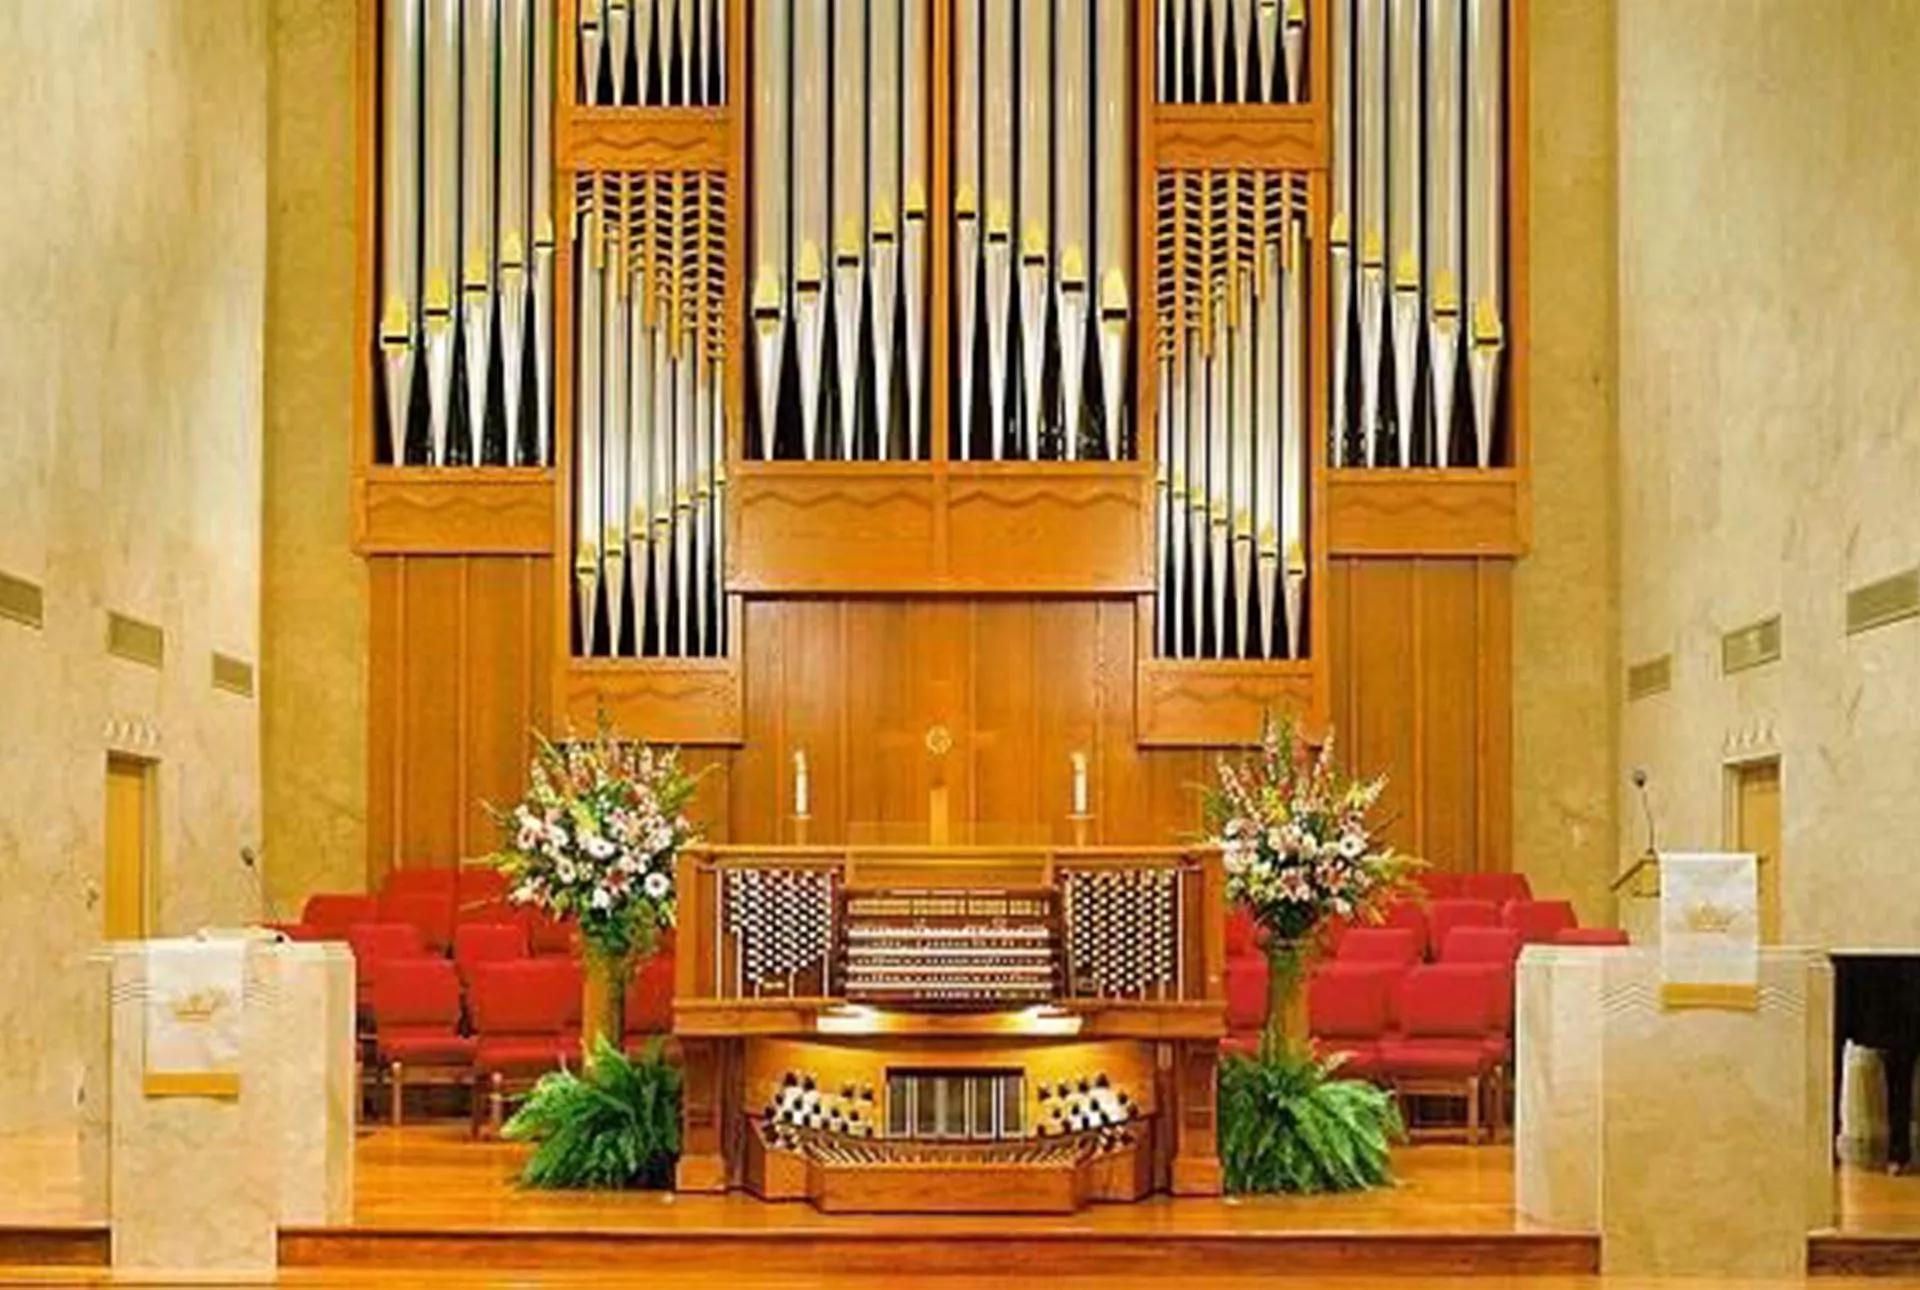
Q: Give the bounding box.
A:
[142,938,246,1097]
[1658,851,1760,1010]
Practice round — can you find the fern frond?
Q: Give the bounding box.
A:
[1219,1041,1403,1194]
[504,1037,682,1189]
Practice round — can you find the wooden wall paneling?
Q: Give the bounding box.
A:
[786,601,849,844]
[841,602,919,833]
[969,603,1040,831]
[1325,472,1523,556]
[463,558,540,858]
[1417,560,1480,871]
[1034,602,1101,842]
[1345,560,1418,861]
[729,598,786,841]
[898,600,973,840]
[1093,600,1150,842]
[1475,560,1514,873]
[357,471,556,555]
[366,557,402,888]
[398,559,465,867]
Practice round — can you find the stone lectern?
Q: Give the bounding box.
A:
[1515,945,1833,1278]
[80,935,355,1276]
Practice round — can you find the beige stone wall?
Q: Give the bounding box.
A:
[1513,0,1622,924]
[0,0,268,1129]
[1616,0,1920,947]
[262,0,367,907]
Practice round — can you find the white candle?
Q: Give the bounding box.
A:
[1070,751,1089,816]
[793,749,811,818]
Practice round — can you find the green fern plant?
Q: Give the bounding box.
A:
[502,1037,682,1189]
[1218,1034,1403,1194]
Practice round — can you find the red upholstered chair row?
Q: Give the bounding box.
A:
[1308,961,1507,1143]
[1554,927,1629,947]
[1503,898,1579,944]
[1417,871,1534,904]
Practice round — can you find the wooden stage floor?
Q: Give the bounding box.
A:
[7,1125,1920,1283]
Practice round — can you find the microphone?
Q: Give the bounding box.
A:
[240,845,276,924]
[1630,767,1658,856]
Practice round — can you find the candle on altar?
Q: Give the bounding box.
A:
[793,749,811,817]
[1070,751,1089,816]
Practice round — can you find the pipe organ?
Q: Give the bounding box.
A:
[576,0,727,106]
[748,0,932,461]
[1153,170,1312,662]
[1330,0,1509,469]
[376,0,556,468]
[571,171,731,659]
[952,1,1135,462]
[1157,0,1309,104]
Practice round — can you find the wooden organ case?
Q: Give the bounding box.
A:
[674,845,1227,1210]
[352,0,1529,1207]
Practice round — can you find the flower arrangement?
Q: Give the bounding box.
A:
[1204,715,1418,1031]
[491,722,701,965]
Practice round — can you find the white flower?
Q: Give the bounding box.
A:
[643,871,671,899]
[1338,832,1365,859]
[584,834,616,861]
[590,886,613,911]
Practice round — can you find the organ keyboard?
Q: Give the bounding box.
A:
[673,845,1227,1211]
[838,889,1061,1008]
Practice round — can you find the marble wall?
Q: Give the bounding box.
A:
[1616,1,1920,947]
[262,0,368,907]
[1513,0,1623,925]
[0,1,269,1130]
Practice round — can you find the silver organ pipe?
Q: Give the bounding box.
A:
[900,0,929,459]
[460,0,497,461]
[1160,0,1307,102]
[981,0,1013,460]
[378,0,421,469]
[1330,0,1510,467]
[830,0,866,462]
[1094,0,1131,462]
[941,1,1134,462]
[376,0,555,466]
[1155,171,1310,661]
[573,171,729,658]
[578,0,725,105]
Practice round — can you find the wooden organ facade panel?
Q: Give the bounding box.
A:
[354,0,1529,883]
[368,578,1511,883]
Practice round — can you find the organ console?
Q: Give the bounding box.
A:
[672,844,1227,1212]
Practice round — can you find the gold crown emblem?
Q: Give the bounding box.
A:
[168,988,230,1024]
[1682,901,1740,934]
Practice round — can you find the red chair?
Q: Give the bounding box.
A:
[1376,963,1504,1144]
[457,866,512,924]
[522,909,579,957]
[451,921,529,988]
[1416,870,1465,901]
[469,959,581,1135]
[1503,899,1579,945]
[1439,926,1523,1038]
[385,867,458,898]
[1223,909,1269,1047]
[297,893,379,941]
[1307,964,1393,1079]
[1427,899,1500,962]
[1461,872,1533,905]
[624,950,677,1047]
[346,921,428,1008]
[1554,927,1629,946]
[1334,927,1422,968]
[371,958,474,1127]
[1379,902,1431,960]
[379,890,457,954]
